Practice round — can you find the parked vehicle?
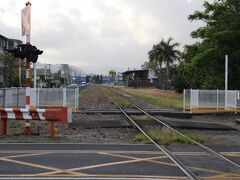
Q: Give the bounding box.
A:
[68,84,78,88]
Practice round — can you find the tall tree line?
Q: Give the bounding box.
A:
[146,0,240,92]
[175,0,240,91]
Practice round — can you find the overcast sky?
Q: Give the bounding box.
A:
[0,0,206,74]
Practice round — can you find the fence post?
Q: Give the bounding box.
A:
[75,87,79,110]
[63,87,67,106]
[77,87,79,109]
[197,89,199,108]
[0,117,7,136]
[74,88,77,110]
[183,89,186,112]
[235,90,237,112]
[30,88,37,107]
[190,89,192,113]
[37,88,40,108]
[17,88,19,108]
[3,89,6,108]
[217,89,219,110]
[50,121,55,138]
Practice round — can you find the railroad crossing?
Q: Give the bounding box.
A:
[0,143,239,179]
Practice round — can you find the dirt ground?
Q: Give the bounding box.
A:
[79,85,114,109]
[1,85,240,146]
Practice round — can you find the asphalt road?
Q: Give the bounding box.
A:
[0,143,239,180]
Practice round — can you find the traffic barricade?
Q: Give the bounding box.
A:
[0,107,72,137]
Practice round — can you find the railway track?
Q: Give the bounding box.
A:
[101,86,240,180]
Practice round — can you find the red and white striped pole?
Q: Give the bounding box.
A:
[23,1,32,135]
[24,71,31,134]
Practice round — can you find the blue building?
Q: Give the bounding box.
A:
[75,76,86,85]
[102,76,114,84]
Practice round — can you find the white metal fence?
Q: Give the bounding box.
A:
[183,89,239,112]
[0,87,79,109]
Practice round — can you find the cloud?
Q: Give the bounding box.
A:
[0,0,205,74]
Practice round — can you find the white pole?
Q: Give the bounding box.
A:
[63,87,66,106]
[197,89,199,108]
[37,87,40,108]
[225,55,228,109]
[190,89,192,113]
[26,34,30,44]
[235,90,237,112]
[34,63,36,89]
[183,89,186,112]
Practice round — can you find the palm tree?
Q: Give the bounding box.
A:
[108,70,116,77]
[108,70,116,82]
[160,37,180,89]
[148,37,180,89]
[148,44,163,78]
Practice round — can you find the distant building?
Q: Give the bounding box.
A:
[122,69,155,88]
[0,34,22,54]
[36,65,52,87]
[102,76,114,84]
[0,34,22,87]
[36,68,51,77]
[74,75,86,85]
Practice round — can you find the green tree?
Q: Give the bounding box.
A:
[148,37,180,89]
[141,61,150,69]
[52,69,62,87]
[181,0,240,89]
[108,70,116,78]
[148,44,163,78]
[0,53,21,87]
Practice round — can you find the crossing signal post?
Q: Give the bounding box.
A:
[24,2,32,135]
[2,1,45,135]
[5,1,43,135]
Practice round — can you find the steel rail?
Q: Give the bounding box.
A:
[106,93,200,180]
[105,86,240,169]
[134,104,240,169]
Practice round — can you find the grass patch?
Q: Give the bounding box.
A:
[117,87,183,109]
[7,120,42,135]
[133,127,203,145]
[133,133,151,144]
[79,88,88,98]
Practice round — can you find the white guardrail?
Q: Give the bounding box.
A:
[0,87,79,109]
[183,89,239,112]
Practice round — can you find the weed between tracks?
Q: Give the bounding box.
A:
[133,127,203,145]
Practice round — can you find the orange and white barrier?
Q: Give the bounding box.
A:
[0,107,72,137]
